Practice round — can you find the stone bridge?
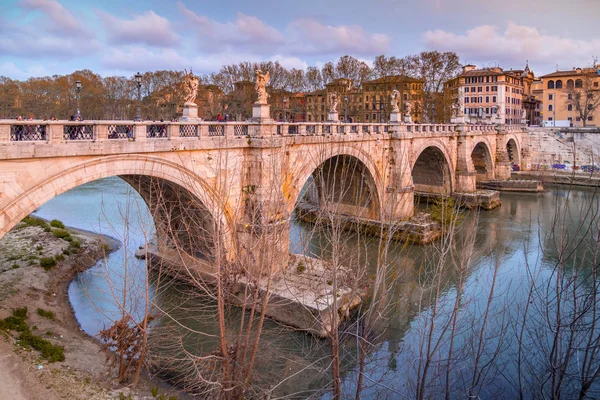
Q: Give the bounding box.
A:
[0,119,525,275]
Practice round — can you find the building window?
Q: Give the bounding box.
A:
[492,96,497,102]
[594,82,599,87]
[549,117,553,121]
[365,104,369,110]
[568,117,572,121]
[567,79,574,88]
[465,97,470,103]
[486,96,489,102]
[548,80,555,89]
[576,117,581,121]
[589,116,593,121]
[556,80,563,89]
[549,104,553,111]
[549,94,553,100]
[568,94,572,100]
[575,79,583,88]
[372,113,376,120]
[568,105,573,111]
[478,86,483,92]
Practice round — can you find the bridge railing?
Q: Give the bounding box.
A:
[0,120,526,144]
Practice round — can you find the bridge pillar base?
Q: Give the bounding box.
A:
[455,171,477,193]
[495,162,512,180]
[237,220,290,278]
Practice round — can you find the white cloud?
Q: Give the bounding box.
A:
[271,55,308,70]
[423,22,600,73]
[97,10,179,47]
[287,19,390,56]
[0,62,50,79]
[177,2,389,57]
[177,2,284,52]
[17,0,90,37]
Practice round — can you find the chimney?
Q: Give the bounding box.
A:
[463,64,477,73]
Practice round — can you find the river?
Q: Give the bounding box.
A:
[32,176,600,399]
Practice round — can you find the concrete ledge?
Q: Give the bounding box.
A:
[295,202,441,244]
[477,179,544,192]
[136,244,363,337]
[415,190,502,210]
[513,171,600,187]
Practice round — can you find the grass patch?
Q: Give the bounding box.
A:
[20,216,50,230]
[0,308,64,363]
[37,308,55,320]
[11,263,20,269]
[52,228,72,241]
[39,257,57,271]
[49,220,65,229]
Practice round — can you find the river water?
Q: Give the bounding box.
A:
[32,177,600,399]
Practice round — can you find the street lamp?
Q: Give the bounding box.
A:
[74,80,82,120]
[134,72,142,122]
[431,103,436,124]
[344,95,348,123]
[283,96,287,122]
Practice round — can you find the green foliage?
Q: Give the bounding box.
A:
[0,307,28,332]
[11,263,20,269]
[0,308,64,362]
[18,329,65,362]
[49,219,65,229]
[151,386,159,397]
[52,228,72,240]
[39,257,57,271]
[35,245,43,251]
[430,197,463,226]
[296,260,306,273]
[37,308,55,320]
[20,216,49,230]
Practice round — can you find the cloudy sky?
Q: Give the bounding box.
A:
[2,0,600,80]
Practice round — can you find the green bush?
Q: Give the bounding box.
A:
[37,308,55,320]
[18,330,65,362]
[52,229,72,240]
[21,216,49,230]
[0,307,28,332]
[49,220,65,229]
[39,257,57,271]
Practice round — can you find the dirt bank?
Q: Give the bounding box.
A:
[0,217,178,399]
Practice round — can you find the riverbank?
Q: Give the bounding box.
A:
[0,216,177,399]
[513,170,600,187]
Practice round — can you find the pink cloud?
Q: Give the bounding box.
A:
[17,0,90,37]
[97,10,179,48]
[423,22,600,72]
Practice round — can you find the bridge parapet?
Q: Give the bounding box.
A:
[0,119,525,143]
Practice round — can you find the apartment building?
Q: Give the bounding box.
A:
[539,66,600,127]
[445,64,525,124]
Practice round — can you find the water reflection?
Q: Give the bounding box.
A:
[33,178,600,398]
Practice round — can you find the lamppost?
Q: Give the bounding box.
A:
[431,103,436,124]
[74,80,82,120]
[344,95,348,123]
[283,96,287,122]
[134,72,142,122]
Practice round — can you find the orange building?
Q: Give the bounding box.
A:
[445,64,526,124]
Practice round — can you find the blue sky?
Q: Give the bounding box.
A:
[2,0,600,80]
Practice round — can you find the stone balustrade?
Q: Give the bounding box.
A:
[0,119,525,144]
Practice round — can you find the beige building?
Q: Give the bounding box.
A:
[361,76,424,123]
[445,64,526,124]
[539,66,600,127]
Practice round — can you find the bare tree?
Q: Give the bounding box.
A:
[564,72,600,127]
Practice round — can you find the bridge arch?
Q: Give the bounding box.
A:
[0,155,236,262]
[287,145,383,220]
[506,136,521,165]
[411,143,454,195]
[471,140,495,181]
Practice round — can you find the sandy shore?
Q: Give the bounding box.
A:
[0,218,179,399]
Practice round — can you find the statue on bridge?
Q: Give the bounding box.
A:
[390,90,400,113]
[328,92,339,113]
[404,99,412,115]
[255,69,270,104]
[183,70,199,105]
